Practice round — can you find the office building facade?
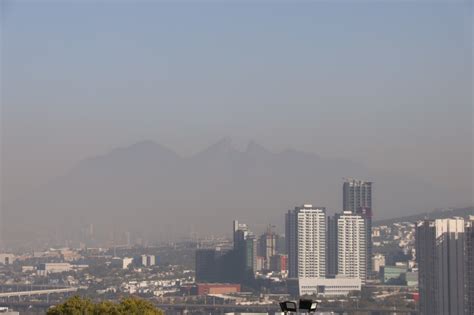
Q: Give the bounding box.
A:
[195,249,218,282]
[233,220,249,249]
[416,218,466,315]
[466,216,474,315]
[233,220,257,275]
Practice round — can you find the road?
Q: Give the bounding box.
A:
[0,287,78,298]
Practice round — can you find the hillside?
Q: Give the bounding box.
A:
[374,207,474,226]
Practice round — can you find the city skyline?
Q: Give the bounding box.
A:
[0,0,472,313]
[0,197,473,313]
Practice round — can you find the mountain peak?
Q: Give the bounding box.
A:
[130,139,158,147]
[111,140,178,157]
[123,140,160,151]
[213,137,233,149]
[197,137,235,156]
[246,140,269,154]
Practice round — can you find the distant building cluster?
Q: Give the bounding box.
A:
[195,220,287,286]
[371,220,418,287]
[3,174,473,314]
[195,178,374,297]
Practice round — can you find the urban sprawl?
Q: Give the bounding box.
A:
[0,179,473,315]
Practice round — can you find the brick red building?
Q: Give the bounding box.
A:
[193,283,241,295]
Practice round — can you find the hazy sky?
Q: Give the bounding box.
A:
[1,0,473,203]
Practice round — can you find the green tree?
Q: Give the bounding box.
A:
[118,297,162,315]
[93,301,121,315]
[47,296,94,315]
[47,296,163,315]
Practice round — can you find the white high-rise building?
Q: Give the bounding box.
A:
[416,218,466,315]
[336,211,367,283]
[122,257,133,269]
[141,254,156,267]
[286,204,326,278]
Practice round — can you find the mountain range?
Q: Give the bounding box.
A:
[1,139,459,245]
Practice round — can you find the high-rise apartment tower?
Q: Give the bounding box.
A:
[286,204,326,278]
[336,211,367,283]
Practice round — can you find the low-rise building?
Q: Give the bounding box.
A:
[60,249,81,262]
[401,271,418,287]
[0,307,19,315]
[298,277,361,296]
[21,266,36,273]
[0,254,16,265]
[193,283,241,295]
[37,263,72,276]
[372,254,385,273]
[380,265,407,285]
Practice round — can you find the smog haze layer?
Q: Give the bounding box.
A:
[1,1,472,245]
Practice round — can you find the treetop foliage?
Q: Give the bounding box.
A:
[46,295,163,315]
